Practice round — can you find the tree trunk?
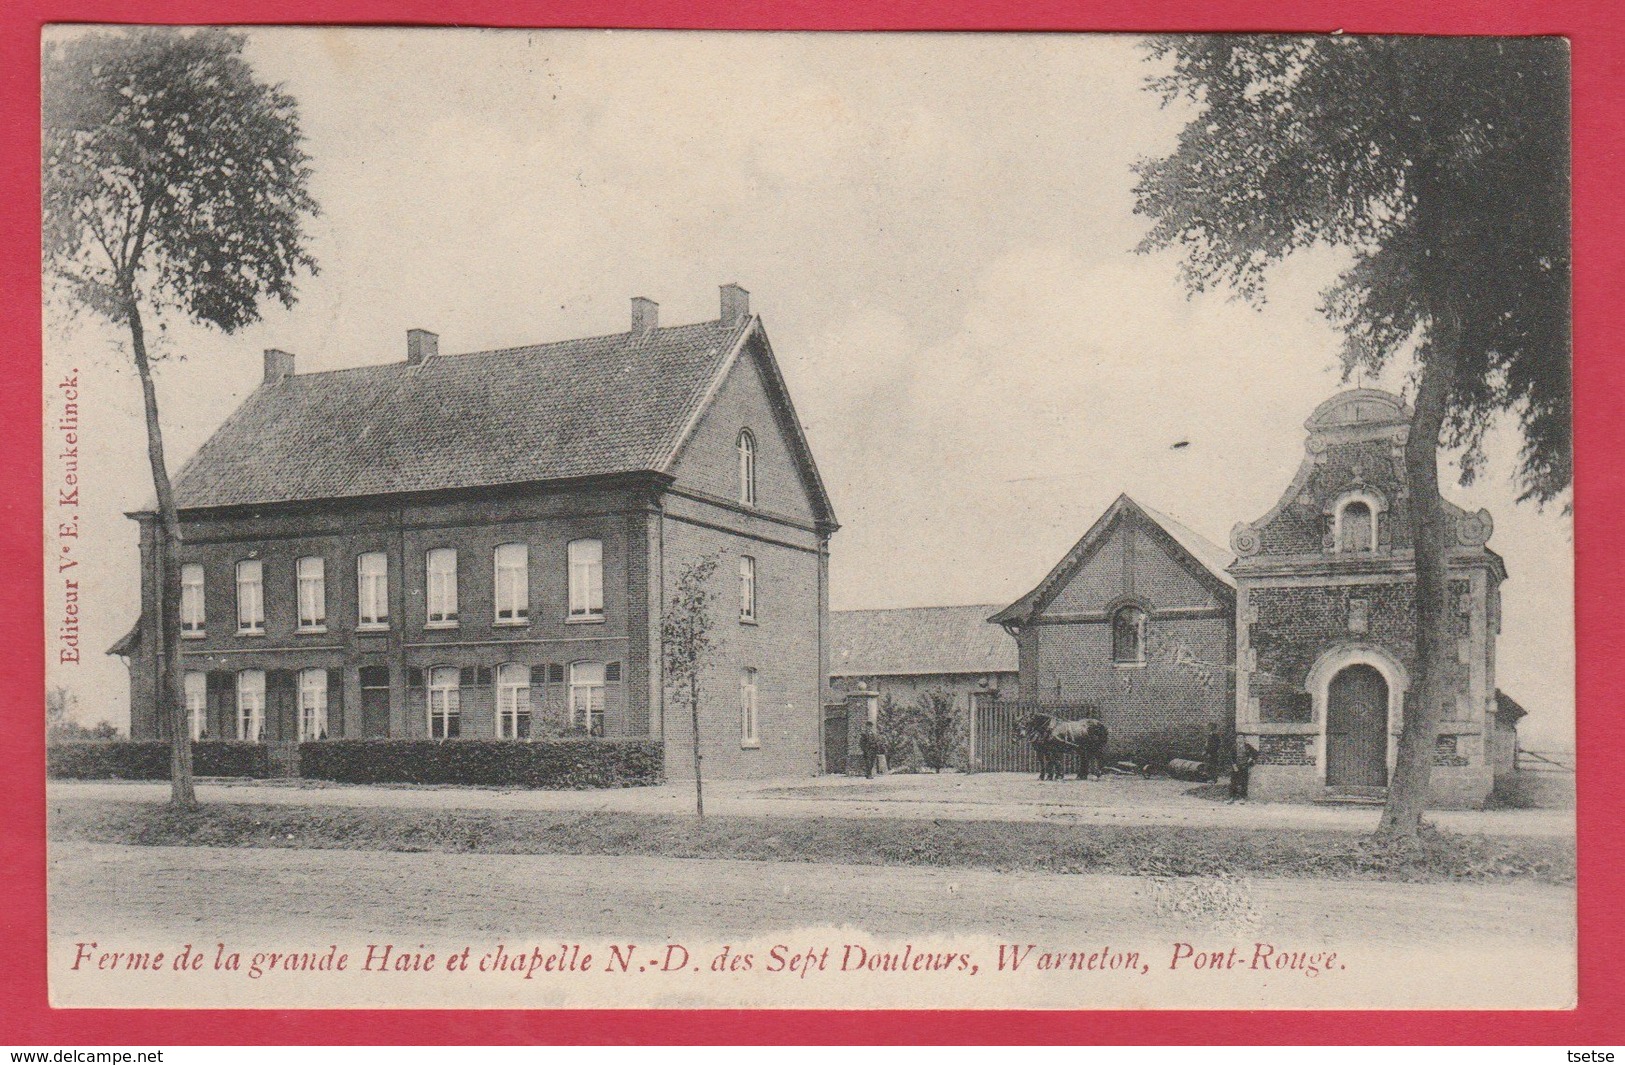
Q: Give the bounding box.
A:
[128,298,195,808]
[690,674,704,822]
[1376,314,1458,841]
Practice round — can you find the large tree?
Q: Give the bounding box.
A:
[1134,35,1570,839]
[43,28,319,806]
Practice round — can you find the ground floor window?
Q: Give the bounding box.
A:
[739,668,759,747]
[237,669,265,741]
[570,662,605,735]
[496,663,531,739]
[184,671,207,741]
[298,668,329,741]
[428,665,460,739]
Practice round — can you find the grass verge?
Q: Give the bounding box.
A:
[48,797,1572,884]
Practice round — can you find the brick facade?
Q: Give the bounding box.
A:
[992,496,1237,765]
[117,291,837,782]
[1231,389,1507,808]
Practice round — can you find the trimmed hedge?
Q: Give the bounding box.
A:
[47,741,270,780]
[298,739,664,789]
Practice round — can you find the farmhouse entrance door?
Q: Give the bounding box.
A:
[360,666,391,738]
[1325,663,1388,787]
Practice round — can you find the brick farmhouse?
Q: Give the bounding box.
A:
[111,285,839,780]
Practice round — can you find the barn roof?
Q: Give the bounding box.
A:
[989,494,1235,626]
[830,605,1017,678]
[165,308,834,524]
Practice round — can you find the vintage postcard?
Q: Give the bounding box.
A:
[40,26,1575,1011]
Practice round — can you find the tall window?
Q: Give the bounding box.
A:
[1338,500,1376,553]
[737,429,756,506]
[426,548,458,626]
[428,666,460,739]
[184,671,207,741]
[494,543,530,623]
[237,669,265,741]
[296,556,327,631]
[570,662,606,734]
[357,551,389,629]
[739,667,759,747]
[180,564,205,635]
[739,555,756,621]
[568,539,603,619]
[298,668,328,740]
[1111,605,1146,664]
[496,663,531,740]
[236,560,264,634]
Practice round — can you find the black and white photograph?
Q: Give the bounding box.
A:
[40,27,1574,1010]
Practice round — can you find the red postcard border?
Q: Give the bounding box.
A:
[4,0,1620,1046]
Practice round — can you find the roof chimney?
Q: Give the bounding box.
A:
[720,283,750,326]
[263,348,295,385]
[631,297,659,335]
[406,328,438,365]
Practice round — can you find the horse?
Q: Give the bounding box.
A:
[1018,712,1109,781]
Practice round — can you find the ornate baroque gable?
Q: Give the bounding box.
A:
[1230,388,1494,566]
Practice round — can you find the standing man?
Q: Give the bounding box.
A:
[1230,739,1258,800]
[859,720,884,779]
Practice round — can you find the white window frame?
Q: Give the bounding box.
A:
[496,663,532,740]
[428,665,460,739]
[180,564,205,637]
[569,661,606,734]
[184,670,207,741]
[237,669,265,741]
[296,556,327,632]
[567,539,603,620]
[740,667,759,748]
[298,667,329,741]
[739,555,757,622]
[737,429,757,506]
[494,543,530,624]
[236,560,264,635]
[1333,492,1382,554]
[426,548,458,627]
[357,551,389,630]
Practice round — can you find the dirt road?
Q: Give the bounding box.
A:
[49,842,1573,1010]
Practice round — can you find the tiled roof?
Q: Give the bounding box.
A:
[830,605,1017,677]
[1138,502,1237,590]
[172,318,751,509]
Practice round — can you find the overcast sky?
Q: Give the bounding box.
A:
[43,28,1574,748]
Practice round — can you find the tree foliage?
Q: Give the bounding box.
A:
[42,28,319,808]
[43,28,318,337]
[1135,35,1569,838]
[661,555,720,820]
[1135,35,1570,505]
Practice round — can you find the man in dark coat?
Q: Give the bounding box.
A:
[1204,724,1226,783]
[1230,740,1258,800]
[859,721,884,779]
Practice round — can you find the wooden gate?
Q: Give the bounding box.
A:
[971,699,1104,773]
[823,703,849,775]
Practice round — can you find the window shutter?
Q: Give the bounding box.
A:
[548,663,565,685]
[530,665,547,687]
[476,666,493,688]
[327,668,344,739]
[459,666,476,688]
[408,667,424,689]
[268,670,295,742]
[605,661,622,683]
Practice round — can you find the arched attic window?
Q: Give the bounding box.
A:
[1335,496,1379,553]
[1111,605,1146,665]
[737,429,757,506]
